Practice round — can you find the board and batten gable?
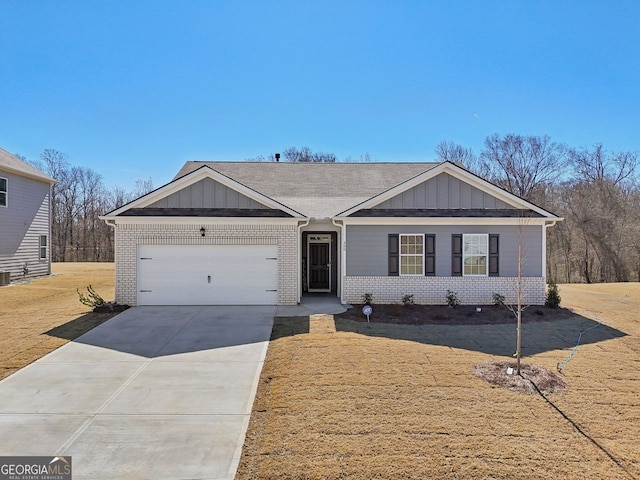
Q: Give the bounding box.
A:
[147,178,269,210]
[370,172,514,210]
[345,224,543,277]
[0,169,51,279]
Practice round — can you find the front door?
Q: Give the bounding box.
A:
[308,241,330,291]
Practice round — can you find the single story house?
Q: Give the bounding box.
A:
[101,161,561,306]
[0,147,55,284]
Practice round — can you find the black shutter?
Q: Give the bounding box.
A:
[452,234,462,276]
[388,234,399,276]
[425,234,435,276]
[489,234,499,276]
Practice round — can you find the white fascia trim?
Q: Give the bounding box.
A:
[340,217,550,226]
[100,216,303,226]
[0,166,56,185]
[104,165,304,218]
[336,162,560,219]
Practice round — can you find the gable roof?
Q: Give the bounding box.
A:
[0,147,55,184]
[174,161,440,218]
[107,160,561,221]
[104,164,305,218]
[336,162,560,219]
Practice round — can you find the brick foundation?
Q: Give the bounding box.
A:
[342,276,546,305]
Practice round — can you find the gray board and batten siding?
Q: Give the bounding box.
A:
[147,178,270,210]
[0,170,51,279]
[346,224,543,277]
[371,172,515,210]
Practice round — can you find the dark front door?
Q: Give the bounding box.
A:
[309,243,330,290]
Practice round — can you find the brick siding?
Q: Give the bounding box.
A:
[343,275,546,305]
[115,222,298,306]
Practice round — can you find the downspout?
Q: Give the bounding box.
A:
[48,183,53,275]
[101,217,118,302]
[543,220,558,282]
[297,218,310,304]
[331,218,345,304]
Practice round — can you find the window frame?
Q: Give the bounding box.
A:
[0,177,7,207]
[399,233,425,276]
[462,233,489,277]
[39,235,48,260]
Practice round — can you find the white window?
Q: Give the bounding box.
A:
[463,234,488,276]
[400,234,424,276]
[39,235,47,259]
[0,177,6,207]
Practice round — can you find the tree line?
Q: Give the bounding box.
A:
[435,135,639,283]
[23,149,153,262]
[24,138,639,284]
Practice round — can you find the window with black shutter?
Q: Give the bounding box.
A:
[451,234,462,276]
[425,234,435,276]
[388,234,399,276]
[489,234,499,276]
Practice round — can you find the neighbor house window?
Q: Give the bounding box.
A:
[400,234,424,275]
[463,234,488,276]
[0,177,6,207]
[39,235,47,259]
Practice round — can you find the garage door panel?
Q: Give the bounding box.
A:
[137,245,278,305]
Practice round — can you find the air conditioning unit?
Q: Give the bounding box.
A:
[0,271,10,286]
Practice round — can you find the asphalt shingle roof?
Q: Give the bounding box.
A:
[174,161,440,218]
[0,147,55,183]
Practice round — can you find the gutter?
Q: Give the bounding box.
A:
[542,218,562,280]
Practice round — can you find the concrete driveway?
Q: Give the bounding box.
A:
[0,306,275,480]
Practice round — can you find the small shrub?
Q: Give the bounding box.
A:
[402,294,414,306]
[492,292,506,306]
[77,285,105,308]
[445,290,460,308]
[545,281,561,308]
[362,292,373,305]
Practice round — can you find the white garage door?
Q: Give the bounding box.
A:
[137,245,278,305]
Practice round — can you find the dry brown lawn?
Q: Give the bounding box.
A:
[237,284,640,479]
[0,262,116,380]
[2,267,638,478]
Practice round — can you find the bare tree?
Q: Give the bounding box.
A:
[35,149,156,263]
[244,154,273,162]
[132,177,154,198]
[479,134,569,202]
[40,149,76,260]
[563,145,639,282]
[434,141,479,170]
[570,143,637,185]
[282,146,337,163]
[342,152,377,163]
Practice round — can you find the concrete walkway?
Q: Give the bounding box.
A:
[276,294,349,316]
[0,306,275,480]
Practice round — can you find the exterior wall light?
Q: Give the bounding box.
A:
[200,227,206,237]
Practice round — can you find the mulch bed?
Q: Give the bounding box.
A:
[92,303,130,313]
[337,304,575,325]
[474,360,568,394]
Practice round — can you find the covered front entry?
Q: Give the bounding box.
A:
[303,232,338,294]
[137,244,278,305]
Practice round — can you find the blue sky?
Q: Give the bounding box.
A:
[1,1,639,190]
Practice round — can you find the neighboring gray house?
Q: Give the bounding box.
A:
[0,148,55,283]
[102,161,561,306]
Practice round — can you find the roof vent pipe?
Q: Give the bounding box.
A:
[275,153,280,162]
